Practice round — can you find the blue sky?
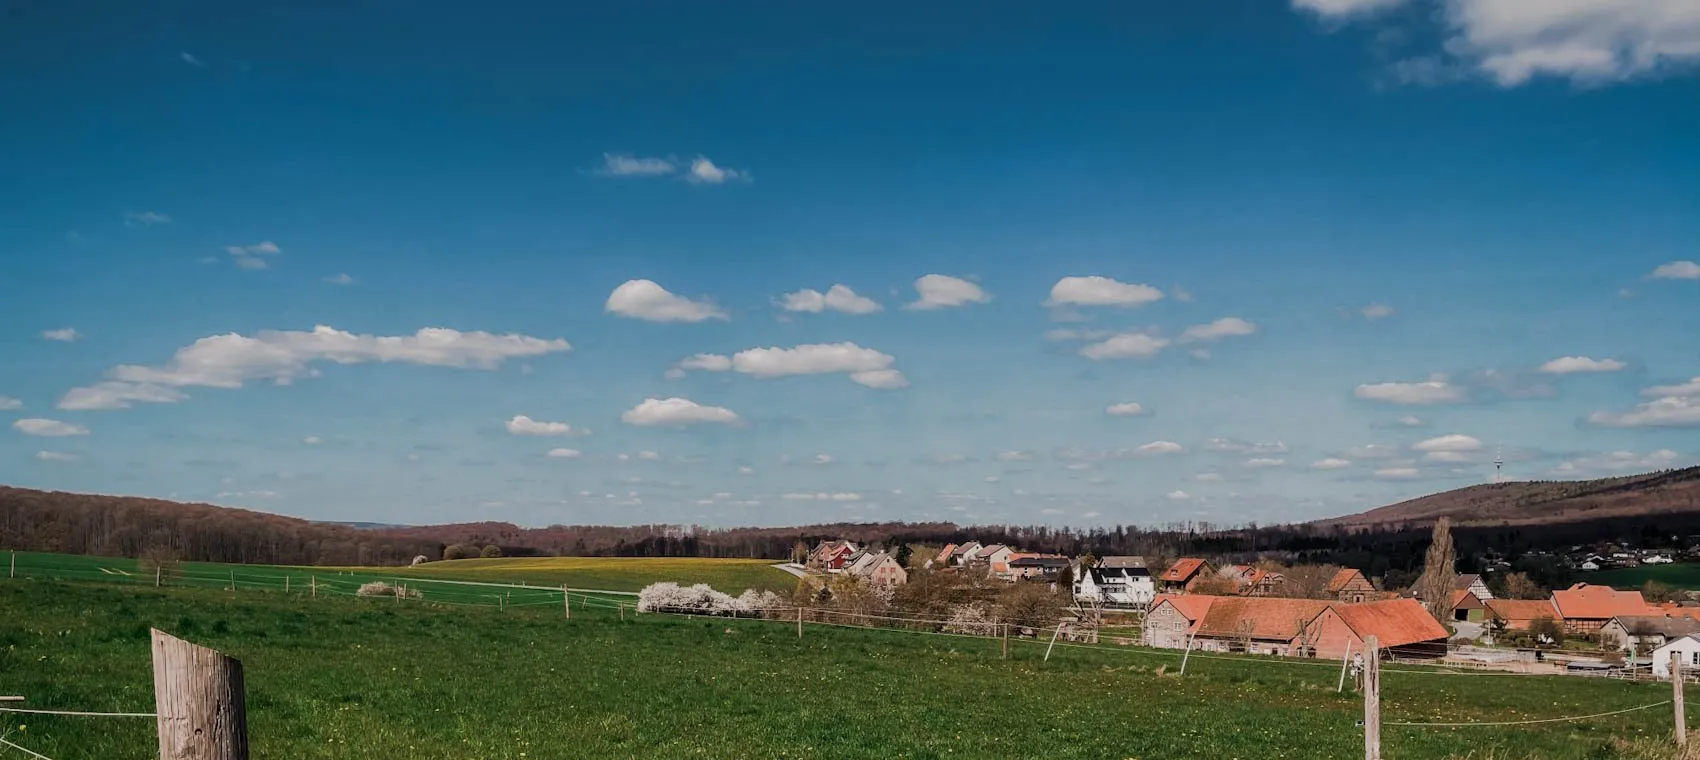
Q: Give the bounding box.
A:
[3,0,1698,528]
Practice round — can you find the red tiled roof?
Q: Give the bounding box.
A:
[1333,599,1450,649]
[1552,583,1653,621]
[1326,569,1368,593]
[1450,589,1484,610]
[1151,594,1218,634]
[1484,598,1559,622]
[1197,597,1335,640]
[934,544,957,563]
[1162,558,1208,582]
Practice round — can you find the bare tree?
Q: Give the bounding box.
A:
[1502,571,1545,600]
[1275,564,1343,599]
[1416,517,1456,623]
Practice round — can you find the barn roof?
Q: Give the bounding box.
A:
[1332,599,1451,649]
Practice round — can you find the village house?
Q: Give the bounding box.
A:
[1302,599,1450,660]
[931,544,958,567]
[1653,634,1700,679]
[1159,558,1215,593]
[1326,568,1376,604]
[1484,598,1561,631]
[1551,583,1654,634]
[986,548,1026,579]
[1217,565,1283,596]
[1075,563,1155,607]
[970,544,1007,566]
[1143,594,1217,649]
[1600,615,1700,654]
[846,552,908,590]
[1008,555,1071,582]
[807,540,858,573]
[1455,573,1493,601]
[949,542,983,567]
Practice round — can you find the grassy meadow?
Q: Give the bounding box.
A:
[1591,564,1700,592]
[1,576,1694,759]
[3,550,794,604]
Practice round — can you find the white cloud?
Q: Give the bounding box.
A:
[1644,378,1700,399]
[738,466,755,475]
[1136,440,1185,456]
[0,395,20,410]
[1243,458,1287,468]
[179,52,204,67]
[1105,402,1146,417]
[1413,434,1484,452]
[637,450,661,461]
[1344,444,1402,459]
[1588,396,1700,428]
[226,241,281,270]
[1651,261,1700,280]
[1354,377,1467,405]
[302,436,322,445]
[781,492,862,502]
[1189,348,1211,361]
[1374,467,1421,480]
[1179,317,1258,343]
[906,274,989,310]
[811,453,834,465]
[778,285,882,314]
[620,397,740,427]
[36,450,78,462]
[1360,303,1395,320]
[1552,449,1687,476]
[42,328,80,342]
[676,343,908,388]
[1043,328,1113,342]
[14,418,87,437]
[1396,415,1425,427]
[1204,438,1290,455]
[124,211,172,227]
[686,156,749,184]
[1291,0,1407,17]
[605,280,727,323]
[1539,356,1626,374]
[59,325,568,410]
[1081,511,1102,519]
[1165,490,1193,501]
[324,273,356,286]
[996,450,1036,462]
[546,448,582,459]
[1080,332,1170,360]
[597,153,677,177]
[1311,458,1353,470]
[505,415,578,436]
[1194,472,1226,483]
[1045,276,1163,308]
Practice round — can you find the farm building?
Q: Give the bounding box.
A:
[1007,555,1069,581]
[1144,595,1217,649]
[1600,615,1700,654]
[1219,565,1284,597]
[851,553,908,589]
[1075,565,1155,606]
[1448,589,1486,622]
[1159,558,1215,593]
[1653,635,1700,679]
[949,542,982,566]
[1192,597,1336,656]
[1407,573,1493,603]
[1326,569,1376,604]
[1551,583,1654,634]
[1303,599,1450,660]
[808,540,858,572]
[932,544,958,567]
[971,544,1008,566]
[1484,598,1561,631]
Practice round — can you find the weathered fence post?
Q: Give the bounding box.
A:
[151,629,248,760]
[156,567,163,588]
[1178,629,1200,676]
[1044,623,1065,662]
[1002,622,1010,660]
[8,550,13,579]
[310,576,317,600]
[619,603,626,622]
[283,576,289,594]
[562,585,570,619]
[1364,636,1381,760]
[1337,640,1353,693]
[1674,650,1687,749]
[797,606,804,639]
[228,570,234,592]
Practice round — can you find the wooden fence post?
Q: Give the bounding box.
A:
[1674,650,1687,749]
[1179,629,1200,676]
[562,585,570,620]
[1002,623,1010,660]
[151,629,248,760]
[797,607,804,639]
[8,550,13,579]
[1337,640,1354,693]
[156,567,163,588]
[1044,623,1066,662]
[619,603,626,622]
[310,576,317,600]
[1364,636,1381,760]
[283,576,289,594]
[228,570,234,592]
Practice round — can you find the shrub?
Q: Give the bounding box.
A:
[138,545,182,581]
[357,581,422,599]
[480,545,504,559]
[638,582,776,617]
[942,604,999,636]
[443,544,478,561]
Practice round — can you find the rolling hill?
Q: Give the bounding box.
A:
[1313,466,1700,530]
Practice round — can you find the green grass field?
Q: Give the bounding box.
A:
[1590,564,1700,592]
[2,550,794,606]
[0,576,1691,759]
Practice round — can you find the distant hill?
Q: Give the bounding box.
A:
[1314,466,1700,530]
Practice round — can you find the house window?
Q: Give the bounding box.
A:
[1691,651,1699,667]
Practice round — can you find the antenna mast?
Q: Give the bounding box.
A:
[1494,448,1504,484]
